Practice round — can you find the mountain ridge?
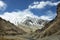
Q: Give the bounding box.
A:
[30,3,60,40]
[0,17,26,36]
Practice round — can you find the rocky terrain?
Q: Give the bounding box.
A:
[0,3,60,40]
[30,3,60,40]
[0,17,26,36]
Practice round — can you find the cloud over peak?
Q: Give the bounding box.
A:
[0,9,39,25]
[0,9,56,25]
[0,1,58,25]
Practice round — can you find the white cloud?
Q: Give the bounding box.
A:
[40,10,57,20]
[0,0,7,11]
[29,1,60,9]
[0,9,39,25]
[40,16,52,20]
[33,2,39,5]
[0,9,56,25]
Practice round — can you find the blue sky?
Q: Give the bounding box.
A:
[2,0,59,12]
[0,0,60,24]
[1,0,59,12]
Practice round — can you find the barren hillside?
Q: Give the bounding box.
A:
[0,17,26,36]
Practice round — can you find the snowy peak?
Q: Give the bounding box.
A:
[21,16,48,29]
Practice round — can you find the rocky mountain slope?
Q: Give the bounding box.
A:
[40,3,60,37]
[30,3,60,40]
[0,17,26,36]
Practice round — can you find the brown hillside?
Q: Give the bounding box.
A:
[40,3,60,37]
[0,17,26,36]
[30,3,60,39]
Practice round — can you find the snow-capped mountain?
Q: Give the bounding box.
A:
[0,14,48,32]
[21,16,47,26]
[18,16,48,31]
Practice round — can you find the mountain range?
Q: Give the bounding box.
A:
[0,3,60,40]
